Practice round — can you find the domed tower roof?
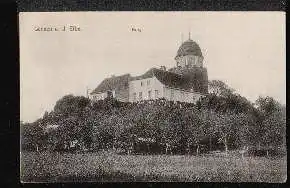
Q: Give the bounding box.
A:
[175,39,203,59]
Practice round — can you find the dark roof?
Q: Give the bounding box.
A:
[91,74,131,94]
[153,68,195,91]
[175,39,203,59]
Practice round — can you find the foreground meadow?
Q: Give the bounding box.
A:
[20,151,287,182]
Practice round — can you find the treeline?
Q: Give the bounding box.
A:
[20,80,286,156]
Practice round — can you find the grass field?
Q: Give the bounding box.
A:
[20,151,287,182]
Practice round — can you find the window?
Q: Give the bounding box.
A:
[155,90,159,98]
[181,91,184,99]
[147,80,150,86]
[148,90,152,99]
[139,92,142,100]
[141,81,143,86]
[133,92,137,101]
[170,89,174,100]
[107,90,113,99]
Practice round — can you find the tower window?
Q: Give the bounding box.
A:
[141,81,143,86]
[147,80,150,85]
[139,92,142,100]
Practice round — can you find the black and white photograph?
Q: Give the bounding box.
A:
[19,12,286,182]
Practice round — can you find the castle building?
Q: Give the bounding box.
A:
[90,35,208,103]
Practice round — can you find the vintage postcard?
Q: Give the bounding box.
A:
[19,12,286,182]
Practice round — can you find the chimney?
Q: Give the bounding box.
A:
[160,66,166,71]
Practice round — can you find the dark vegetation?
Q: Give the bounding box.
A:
[20,80,286,157]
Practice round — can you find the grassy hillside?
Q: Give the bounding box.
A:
[20,151,287,182]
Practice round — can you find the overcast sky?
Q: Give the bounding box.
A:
[20,12,285,123]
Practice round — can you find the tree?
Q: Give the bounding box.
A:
[20,120,44,152]
[260,103,286,151]
[255,96,281,117]
[199,82,255,115]
[199,110,217,152]
[208,80,234,97]
[188,112,206,155]
[212,112,240,153]
[233,113,257,149]
[254,96,284,150]
[54,94,90,117]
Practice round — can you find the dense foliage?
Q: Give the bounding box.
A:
[20,81,286,156]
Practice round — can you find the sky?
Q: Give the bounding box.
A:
[20,12,286,123]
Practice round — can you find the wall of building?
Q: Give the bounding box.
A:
[163,87,204,103]
[90,92,108,101]
[115,87,129,102]
[129,77,164,102]
[129,76,204,103]
[90,87,130,102]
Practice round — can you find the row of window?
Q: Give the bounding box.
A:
[133,90,159,101]
[140,80,150,87]
[177,56,202,67]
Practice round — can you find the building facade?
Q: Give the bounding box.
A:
[90,36,208,104]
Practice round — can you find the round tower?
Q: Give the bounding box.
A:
[170,33,208,94]
[175,33,204,68]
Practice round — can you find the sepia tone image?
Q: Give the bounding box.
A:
[20,12,286,182]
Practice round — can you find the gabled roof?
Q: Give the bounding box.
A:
[91,74,131,94]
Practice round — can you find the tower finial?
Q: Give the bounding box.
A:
[189,31,191,40]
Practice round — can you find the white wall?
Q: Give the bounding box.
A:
[129,76,204,103]
[129,77,164,102]
[164,87,203,103]
[90,92,108,101]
